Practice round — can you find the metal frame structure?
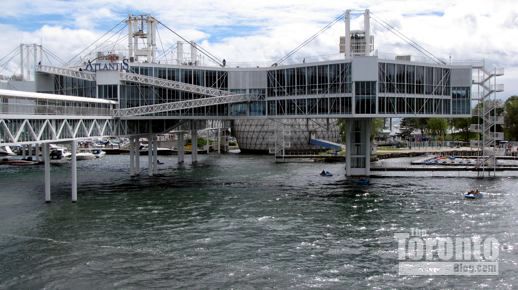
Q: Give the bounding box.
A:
[472,64,504,177]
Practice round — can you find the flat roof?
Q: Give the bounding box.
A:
[0,89,117,104]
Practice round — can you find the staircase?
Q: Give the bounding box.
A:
[472,65,504,177]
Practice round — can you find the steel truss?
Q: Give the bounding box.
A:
[115,94,257,117]
[0,117,118,146]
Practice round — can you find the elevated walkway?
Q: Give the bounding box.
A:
[309,137,343,151]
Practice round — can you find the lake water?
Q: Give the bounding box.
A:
[0,154,517,288]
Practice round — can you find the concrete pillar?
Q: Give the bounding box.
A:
[178,133,184,164]
[71,140,77,202]
[22,144,26,159]
[148,135,153,176]
[28,144,33,161]
[43,143,51,203]
[134,137,140,176]
[192,127,198,163]
[344,10,351,58]
[345,119,371,177]
[35,144,40,162]
[129,137,135,176]
[345,120,352,176]
[152,135,158,174]
[217,129,221,154]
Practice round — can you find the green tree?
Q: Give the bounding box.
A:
[400,118,428,140]
[451,118,472,142]
[504,96,518,140]
[426,118,448,140]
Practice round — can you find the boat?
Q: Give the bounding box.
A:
[464,191,484,199]
[75,149,96,160]
[50,146,71,160]
[0,146,16,156]
[0,158,39,166]
[91,148,106,158]
[320,170,333,177]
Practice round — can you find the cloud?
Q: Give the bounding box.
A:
[0,0,516,97]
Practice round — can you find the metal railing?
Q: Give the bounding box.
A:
[37,65,96,81]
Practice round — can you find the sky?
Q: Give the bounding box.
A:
[0,0,517,97]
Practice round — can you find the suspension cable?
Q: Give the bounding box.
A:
[156,19,224,67]
[274,13,345,66]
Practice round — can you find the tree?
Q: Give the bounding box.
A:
[337,118,385,143]
[451,118,472,142]
[426,118,448,140]
[504,96,518,141]
[400,118,428,140]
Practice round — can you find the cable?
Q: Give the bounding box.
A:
[156,19,223,67]
[370,13,445,65]
[274,13,345,65]
[65,20,125,66]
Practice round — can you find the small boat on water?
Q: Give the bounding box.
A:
[91,148,106,158]
[0,158,39,166]
[320,170,333,177]
[76,149,96,160]
[355,178,370,185]
[464,191,484,199]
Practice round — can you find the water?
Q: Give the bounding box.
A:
[0,154,517,289]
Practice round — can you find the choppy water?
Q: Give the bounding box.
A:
[0,154,517,289]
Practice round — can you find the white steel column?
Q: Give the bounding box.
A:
[148,135,153,176]
[178,133,185,163]
[364,9,371,56]
[35,144,40,162]
[71,140,77,202]
[43,143,51,203]
[345,120,352,176]
[217,128,221,154]
[192,124,198,163]
[152,135,158,174]
[134,137,140,176]
[28,144,33,161]
[129,137,135,176]
[344,10,351,58]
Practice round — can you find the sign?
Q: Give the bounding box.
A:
[85,58,129,72]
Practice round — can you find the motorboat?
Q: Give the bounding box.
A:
[464,191,484,199]
[75,149,96,160]
[91,148,106,158]
[320,170,333,177]
[50,146,71,160]
[0,146,16,156]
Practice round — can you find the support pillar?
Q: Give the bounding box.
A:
[43,143,51,203]
[129,137,135,176]
[191,123,198,164]
[22,144,26,159]
[148,135,153,176]
[217,129,221,154]
[28,144,33,161]
[71,140,77,202]
[35,144,40,162]
[134,137,140,176]
[178,133,185,164]
[152,135,158,174]
[345,119,372,177]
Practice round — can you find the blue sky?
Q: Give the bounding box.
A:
[0,0,516,97]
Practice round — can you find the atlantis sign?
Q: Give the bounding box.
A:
[85,59,130,72]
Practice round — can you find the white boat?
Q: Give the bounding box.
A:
[0,146,16,156]
[91,148,106,158]
[50,146,71,160]
[75,149,96,160]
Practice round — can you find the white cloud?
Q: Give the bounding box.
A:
[0,0,516,97]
